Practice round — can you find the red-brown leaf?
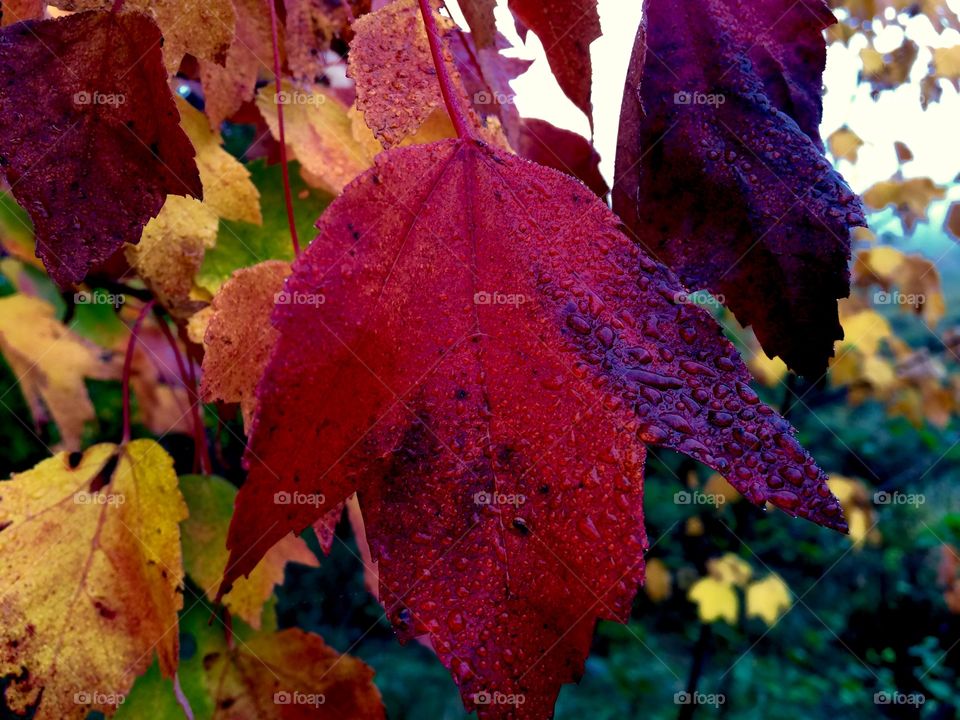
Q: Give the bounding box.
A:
[613,0,865,377]
[508,0,600,121]
[221,137,844,717]
[0,11,202,286]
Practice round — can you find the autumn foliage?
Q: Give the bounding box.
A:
[0,0,957,718]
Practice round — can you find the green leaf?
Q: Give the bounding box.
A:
[196,161,332,295]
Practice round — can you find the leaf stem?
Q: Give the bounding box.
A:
[417,0,473,140]
[154,310,212,475]
[121,299,155,445]
[266,0,302,257]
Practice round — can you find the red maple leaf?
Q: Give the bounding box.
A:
[613,0,865,377]
[0,11,201,287]
[220,135,845,715]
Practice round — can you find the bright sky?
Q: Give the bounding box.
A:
[446,0,960,253]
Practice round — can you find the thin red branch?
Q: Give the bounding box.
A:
[121,300,156,445]
[155,310,212,475]
[267,0,302,257]
[417,0,473,140]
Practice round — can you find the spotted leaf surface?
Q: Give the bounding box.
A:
[221,138,845,717]
[0,11,202,287]
[613,0,865,377]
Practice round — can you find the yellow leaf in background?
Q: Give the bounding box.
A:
[688,577,738,624]
[186,306,214,345]
[932,45,960,82]
[862,354,896,390]
[644,558,672,602]
[180,474,318,629]
[0,294,120,450]
[0,441,186,719]
[862,177,947,231]
[828,126,864,162]
[859,40,918,91]
[685,516,704,536]
[703,473,742,506]
[857,245,903,277]
[125,196,218,319]
[257,83,373,195]
[854,247,946,325]
[746,574,792,626]
[749,348,788,387]
[828,475,880,548]
[177,98,262,225]
[707,553,753,587]
[839,309,892,355]
[175,604,385,719]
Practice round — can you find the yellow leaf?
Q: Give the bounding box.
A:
[932,45,960,81]
[688,577,738,624]
[828,475,879,548]
[0,294,120,449]
[859,40,918,90]
[828,126,864,162]
[703,473,742,506]
[745,574,792,626]
[854,247,946,325]
[707,553,753,587]
[749,347,788,387]
[177,97,262,225]
[186,306,214,345]
[644,558,672,602]
[180,474,318,629]
[862,178,947,231]
[177,605,385,719]
[0,440,186,719]
[125,196,218,318]
[257,83,373,195]
[839,309,892,356]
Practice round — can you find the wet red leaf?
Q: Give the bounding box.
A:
[0,11,202,286]
[221,137,844,716]
[508,0,600,121]
[613,0,865,377]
